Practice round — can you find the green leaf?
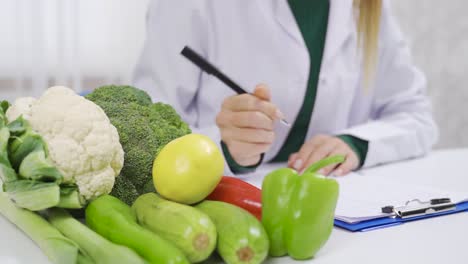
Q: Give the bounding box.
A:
[19,150,63,182]
[0,100,10,113]
[57,185,85,209]
[8,131,47,169]
[0,127,17,182]
[7,115,28,135]
[0,116,6,128]
[0,127,12,167]
[77,253,95,264]
[59,184,78,195]
[3,180,60,211]
[0,101,8,127]
[0,164,18,183]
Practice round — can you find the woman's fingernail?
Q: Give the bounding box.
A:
[335,169,343,176]
[276,109,285,120]
[318,169,326,174]
[293,159,303,171]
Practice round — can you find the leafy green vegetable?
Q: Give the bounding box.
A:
[3,180,60,211]
[0,192,80,264]
[57,185,86,209]
[8,131,48,170]
[48,208,146,264]
[86,85,191,205]
[7,115,28,135]
[77,253,95,264]
[19,150,63,182]
[0,127,17,183]
[0,102,82,210]
[0,100,9,125]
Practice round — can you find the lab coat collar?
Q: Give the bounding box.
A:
[268,0,355,65]
[271,0,306,48]
[323,0,356,64]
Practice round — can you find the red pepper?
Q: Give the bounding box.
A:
[205,176,262,220]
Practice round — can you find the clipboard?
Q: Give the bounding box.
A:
[334,200,468,232]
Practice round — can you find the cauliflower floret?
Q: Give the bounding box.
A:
[6,86,124,200]
[6,97,36,120]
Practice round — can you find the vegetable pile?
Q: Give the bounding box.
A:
[1,86,124,210]
[85,85,191,205]
[0,85,342,264]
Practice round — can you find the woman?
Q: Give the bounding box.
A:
[133,0,438,176]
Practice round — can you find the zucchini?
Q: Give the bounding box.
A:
[133,193,217,263]
[195,201,269,264]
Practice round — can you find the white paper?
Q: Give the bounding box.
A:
[334,173,468,223]
[243,163,468,224]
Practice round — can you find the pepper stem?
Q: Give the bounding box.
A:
[303,155,346,174]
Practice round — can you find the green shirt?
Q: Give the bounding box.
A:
[223,0,368,173]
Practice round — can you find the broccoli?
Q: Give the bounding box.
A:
[86,85,191,205]
[86,85,153,106]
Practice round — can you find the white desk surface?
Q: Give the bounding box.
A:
[1,149,467,264]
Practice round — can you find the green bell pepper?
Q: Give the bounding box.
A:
[261,155,344,260]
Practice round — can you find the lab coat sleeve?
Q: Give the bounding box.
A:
[339,2,439,168]
[132,0,235,175]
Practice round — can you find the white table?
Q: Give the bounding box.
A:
[1,149,467,264]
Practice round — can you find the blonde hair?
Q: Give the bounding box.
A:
[356,0,382,87]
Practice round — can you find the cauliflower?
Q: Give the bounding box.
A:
[5,97,35,120]
[6,86,124,201]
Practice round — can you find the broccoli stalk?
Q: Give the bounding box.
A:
[86,85,191,204]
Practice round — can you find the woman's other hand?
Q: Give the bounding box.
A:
[216,84,283,166]
[288,134,359,176]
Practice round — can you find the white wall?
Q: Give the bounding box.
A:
[0,0,149,100]
[0,0,466,148]
[391,0,468,148]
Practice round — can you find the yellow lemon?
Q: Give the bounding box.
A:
[153,134,224,204]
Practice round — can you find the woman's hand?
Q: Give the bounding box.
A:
[216,84,283,166]
[288,134,359,176]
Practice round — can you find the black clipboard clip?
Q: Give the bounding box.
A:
[381,198,456,219]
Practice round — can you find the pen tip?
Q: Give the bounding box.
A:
[281,119,291,127]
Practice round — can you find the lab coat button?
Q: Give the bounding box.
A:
[320,77,327,85]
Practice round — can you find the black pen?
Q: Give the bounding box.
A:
[180,46,290,126]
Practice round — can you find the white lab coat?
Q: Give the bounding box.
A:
[133,0,438,175]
